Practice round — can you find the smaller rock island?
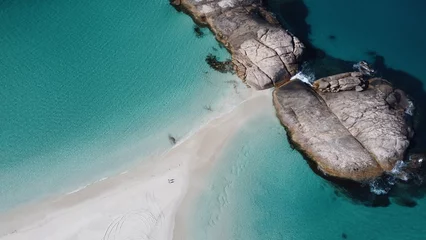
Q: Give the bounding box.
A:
[273,72,413,181]
[170,0,304,89]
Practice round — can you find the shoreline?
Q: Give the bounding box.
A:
[0,72,250,213]
[0,89,272,240]
[172,90,275,240]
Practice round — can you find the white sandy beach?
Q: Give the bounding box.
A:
[0,89,273,240]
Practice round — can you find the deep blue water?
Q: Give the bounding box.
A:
[268,0,426,84]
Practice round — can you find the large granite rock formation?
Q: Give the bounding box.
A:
[273,72,412,181]
[170,0,304,89]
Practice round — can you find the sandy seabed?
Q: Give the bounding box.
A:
[0,89,273,240]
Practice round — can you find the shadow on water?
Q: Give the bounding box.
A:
[265,0,426,207]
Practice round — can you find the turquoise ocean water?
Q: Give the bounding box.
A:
[0,0,245,211]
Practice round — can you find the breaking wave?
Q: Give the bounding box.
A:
[405,99,415,116]
[369,156,424,195]
[290,63,315,86]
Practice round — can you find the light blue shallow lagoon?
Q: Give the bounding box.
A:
[0,0,244,211]
[190,108,426,240]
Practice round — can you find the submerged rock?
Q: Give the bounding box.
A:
[205,53,234,73]
[170,0,304,89]
[193,25,205,38]
[273,72,412,181]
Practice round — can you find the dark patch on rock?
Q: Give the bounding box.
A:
[250,6,280,25]
[329,35,336,40]
[205,53,235,74]
[341,233,348,239]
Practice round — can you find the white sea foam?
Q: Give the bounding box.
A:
[290,63,315,86]
[66,177,109,195]
[405,99,415,116]
[390,160,410,181]
[370,158,420,195]
[369,179,390,195]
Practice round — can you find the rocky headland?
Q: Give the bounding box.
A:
[170,0,304,89]
[171,0,416,182]
[274,73,413,181]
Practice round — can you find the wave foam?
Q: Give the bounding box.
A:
[369,178,391,195]
[290,63,315,86]
[66,177,109,195]
[405,99,415,116]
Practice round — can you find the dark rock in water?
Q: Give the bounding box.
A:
[170,0,304,89]
[354,60,376,76]
[168,134,177,145]
[341,233,348,239]
[205,53,235,74]
[408,154,424,170]
[392,197,417,207]
[273,73,412,181]
[366,50,378,57]
[193,25,205,38]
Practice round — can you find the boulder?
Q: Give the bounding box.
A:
[274,73,412,181]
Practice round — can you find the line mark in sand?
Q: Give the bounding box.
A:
[102,193,165,240]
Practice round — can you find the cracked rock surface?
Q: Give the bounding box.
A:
[170,0,304,89]
[273,73,412,181]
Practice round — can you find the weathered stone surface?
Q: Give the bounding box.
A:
[313,72,366,93]
[318,78,411,171]
[274,73,412,181]
[170,0,304,89]
[273,80,383,181]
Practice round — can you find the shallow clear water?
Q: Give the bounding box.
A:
[0,0,245,211]
[191,109,426,240]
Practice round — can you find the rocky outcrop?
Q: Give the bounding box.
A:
[313,72,368,92]
[170,0,304,89]
[273,73,412,181]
